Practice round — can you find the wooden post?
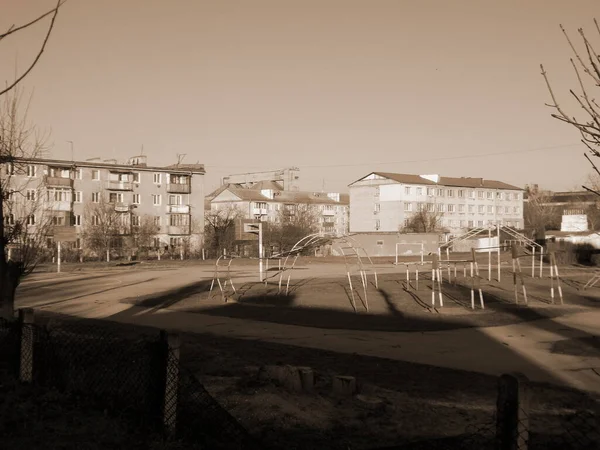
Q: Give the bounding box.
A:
[19,308,34,383]
[163,332,181,435]
[496,373,530,450]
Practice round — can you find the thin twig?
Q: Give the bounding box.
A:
[0,1,65,41]
[582,185,600,198]
[0,0,64,98]
[585,152,600,178]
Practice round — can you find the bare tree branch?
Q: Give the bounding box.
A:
[0,1,65,41]
[0,0,65,98]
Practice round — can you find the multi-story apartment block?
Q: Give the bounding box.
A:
[2,155,205,254]
[349,172,524,234]
[208,181,349,236]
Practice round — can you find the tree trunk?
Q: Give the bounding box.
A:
[0,262,22,320]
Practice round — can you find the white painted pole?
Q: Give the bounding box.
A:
[259,222,264,282]
[497,224,501,282]
[539,247,543,279]
[57,241,61,273]
[531,246,535,278]
[488,227,491,281]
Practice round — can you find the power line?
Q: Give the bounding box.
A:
[203,142,583,170]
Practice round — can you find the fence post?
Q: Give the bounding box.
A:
[162,331,181,435]
[19,308,34,383]
[496,373,530,450]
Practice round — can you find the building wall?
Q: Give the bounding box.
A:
[350,179,524,234]
[341,233,441,257]
[4,159,205,253]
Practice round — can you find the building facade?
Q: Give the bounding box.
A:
[208,181,349,236]
[2,155,205,256]
[349,172,524,234]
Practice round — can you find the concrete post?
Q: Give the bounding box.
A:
[163,332,181,434]
[496,373,530,450]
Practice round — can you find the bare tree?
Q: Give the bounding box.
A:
[264,203,320,254]
[541,20,600,196]
[204,205,243,258]
[0,87,52,318]
[81,195,129,262]
[0,0,65,97]
[523,187,562,233]
[401,207,445,233]
[125,214,159,259]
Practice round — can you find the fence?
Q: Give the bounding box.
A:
[0,310,262,450]
[1,311,599,450]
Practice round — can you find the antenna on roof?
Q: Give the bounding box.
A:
[140,144,144,156]
[176,154,186,167]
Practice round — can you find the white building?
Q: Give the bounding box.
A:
[349,172,524,234]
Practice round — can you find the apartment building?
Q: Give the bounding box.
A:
[208,181,349,236]
[2,155,205,253]
[349,172,524,233]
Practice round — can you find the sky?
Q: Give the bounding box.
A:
[0,0,598,195]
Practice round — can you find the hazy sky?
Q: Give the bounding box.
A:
[1,0,598,194]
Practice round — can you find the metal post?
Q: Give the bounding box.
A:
[539,247,543,279]
[259,222,264,282]
[488,227,492,281]
[531,246,535,278]
[57,241,61,273]
[497,224,501,282]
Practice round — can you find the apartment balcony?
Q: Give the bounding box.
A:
[105,180,133,191]
[167,204,190,214]
[45,200,72,212]
[322,209,335,216]
[252,208,268,216]
[44,176,73,188]
[168,224,191,235]
[114,202,130,213]
[167,183,191,194]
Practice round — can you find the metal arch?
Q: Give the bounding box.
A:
[209,254,238,302]
[277,233,329,295]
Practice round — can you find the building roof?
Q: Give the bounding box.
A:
[210,184,349,205]
[349,172,522,190]
[523,190,598,204]
[10,157,205,175]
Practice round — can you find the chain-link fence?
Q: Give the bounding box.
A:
[1,314,263,449]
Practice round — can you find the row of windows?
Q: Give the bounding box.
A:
[7,164,189,185]
[397,203,520,214]
[252,202,344,212]
[20,189,187,206]
[4,213,188,227]
[373,218,521,230]
[375,186,521,201]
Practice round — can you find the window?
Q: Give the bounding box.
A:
[26,189,36,201]
[73,215,81,226]
[153,237,161,249]
[504,206,509,214]
[153,173,161,184]
[5,214,14,225]
[133,172,140,183]
[427,203,435,212]
[169,195,183,205]
[487,205,493,213]
[468,220,474,228]
[460,220,467,228]
[427,187,434,196]
[154,216,161,226]
[132,215,140,227]
[458,190,464,198]
[152,194,161,206]
[478,205,484,214]
[496,192,503,200]
[375,219,380,230]
[468,205,474,213]
[487,191,493,200]
[52,216,65,226]
[92,170,100,180]
[92,192,100,203]
[447,204,455,213]
[109,192,123,203]
[514,206,519,214]
[5,163,14,175]
[75,168,82,180]
[515,193,521,201]
[469,190,475,198]
[374,203,380,212]
[133,194,141,204]
[404,202,413,212]
[74,191,82,203]
[405,186,411,195]
[47,189,70,202]
[416,187,423,196]
[91,215,99,226]
[437,188,444,197]
[458,204,465,213]
[437,203,445,212]
[169,214,189,227]
[27,165,37,177]
[374,186,380,197]
[170,237,183,247]
[417,202,425,211]
[478,220,484,227]
[477,191,483,199]
[447,189,454,197]
[27,215,36,225]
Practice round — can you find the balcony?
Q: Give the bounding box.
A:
[167,183,191,194]
[114,202,130,213]
[252,208,268,216]
[105,180,133,191]
[322,209,335,216]
[46,200,72,212]
[44,176,73,188]
[167,204,190,214]
[168,224,190,235]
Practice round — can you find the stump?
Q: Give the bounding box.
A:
[297,366,314,393]
[332,375,356,397]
